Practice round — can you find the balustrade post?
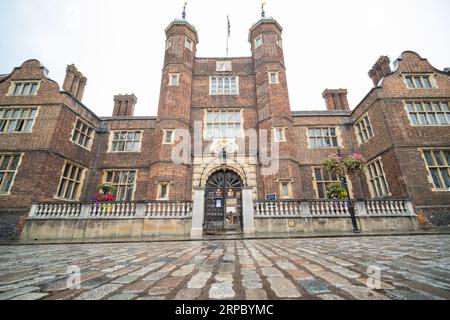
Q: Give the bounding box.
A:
[135,202,146,218]
[354,201,367,216]
[405,200,416,217]
[80,203,90,219]
[29,203,39,218]
[191,188,205,239]
[300,202,311,218]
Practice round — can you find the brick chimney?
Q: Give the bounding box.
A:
[368,56,391,86]
[112,94,137,117]
[63,64,87,101]
[322,89,350,111]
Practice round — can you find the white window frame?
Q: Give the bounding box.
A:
[8,81,41,96]
[157,182,170,201]
[307,127,339,148]
[276,35,282,48]
[273,127,287,142]
[109,130,143,153]
[405,101,450,126]
[366,158,390,198]
[355,114,374,145]
[169,73,180,86]
[103,169,138,201]
[0,107,39,134]
[185,36,193,51]
[204,109,243,140]
[55,161,86,201]
[209,76,239,96]
[163,129,175,145]
[254,35,263,48]
[278,179,293,200]
[403,74,437,89]
[70,117,94,151]
[268,71,279,85]
[420,148,450,192]
[165,38,172,50]
[0,153,23,195]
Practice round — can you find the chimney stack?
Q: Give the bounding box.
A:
[63,64,87,101]
[322,89,350,111]
[368,56,391,87]
[113,94,138,117]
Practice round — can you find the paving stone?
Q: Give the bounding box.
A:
[299,280,330,295]
[261,267,284,277]
[317,294,345,300]
[330,267,362,279]
[188,272,212,289]
[75,284,122,300]
[215,274,233,283]
[0,286,41,300]
[276,262,297,271]
[209,282,235,299]
[267,277,301,298]
[11,292,49,300]
[172,264,195,277]
[287,269,314,281]
[243,279,263,289]
[148,277,184,296]
[341,285,390,300]
[218,263,235,273]
[112,275,140,284]
[144,272,168,281]
[313,271,352,288]
[82,276,110,289]
[246,289,268,300]
[385,289,436,300]
[123,281,155,294]
[174,288,202,300]
[108,293,137,300]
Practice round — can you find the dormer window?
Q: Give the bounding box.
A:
[9,81,40,96]
[255,35,263,48]
[404,74,435,89]
[185,37,193,51]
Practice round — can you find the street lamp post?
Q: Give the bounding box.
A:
[338,150,360,233]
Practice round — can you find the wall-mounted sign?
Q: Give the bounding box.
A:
[265,194,277,201]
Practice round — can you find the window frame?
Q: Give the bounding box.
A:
[268,71,279,85]
[420,148,450,192]
[70,117,94,151]
[109,130,143,153]
[204,109,243,140]
[278,179,293,200]
[312,167,343,199]
[169,73,180,87]
[103,169,138,202]
[404,101,450,126]
[307,127,339,148]
[157,181,171,201]
[8,81,41,96]
[0,107,39,134]
[366,158,390,198]
[209,76,239,96]
[0,153,23,195]
[185,36,193,51]
[55,161,85,201]
[355,114,374,145]
[254,35,263,48]
[403,74,437,89]
[273,127,287,142]
[163,129,175,145]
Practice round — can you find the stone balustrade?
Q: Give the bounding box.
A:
[28,201,192,220]
[254,201,302,218]
[309,200,350,217]
[146,201,192,219]
[364,199,414,216]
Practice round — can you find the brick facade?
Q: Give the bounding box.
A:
[1,17,450,239]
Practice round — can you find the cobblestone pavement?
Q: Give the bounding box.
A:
[0,235,449,300]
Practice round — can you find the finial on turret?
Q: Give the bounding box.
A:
[182,1,188,20]
[261,0,267,18]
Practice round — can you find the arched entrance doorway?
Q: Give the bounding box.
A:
[204,170,243,234]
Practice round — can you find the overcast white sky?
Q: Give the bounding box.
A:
[1,0,449,116]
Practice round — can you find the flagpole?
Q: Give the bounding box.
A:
[226,15,230,57]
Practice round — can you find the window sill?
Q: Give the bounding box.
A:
[108,151,142,154]
[71,140,92,152]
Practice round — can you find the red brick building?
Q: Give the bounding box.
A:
[1,15,449,240]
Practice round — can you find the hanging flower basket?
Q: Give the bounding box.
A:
[326,183,348,200]
[93,183,116,204]
[323,153,366,177]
